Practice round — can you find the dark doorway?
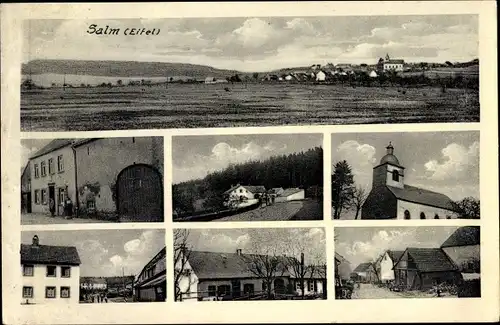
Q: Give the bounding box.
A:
[231,280,241,298]
[116,164,163,222]
[48,184,55,206]
[274,278,285,294]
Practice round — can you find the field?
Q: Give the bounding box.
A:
[21,83,479,131]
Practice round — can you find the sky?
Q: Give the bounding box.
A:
[184,228,326,265]
[21,229,165,277]
[21,139,52,168]
[23,15,478,72]
[172,134,322,184]
[335,226,460,268]
[331,131,480,201]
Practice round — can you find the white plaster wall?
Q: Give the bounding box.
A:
[396,200,457,220]
[229,186,255,200]
[385,165,404,189]
[295,279,324,295]
[21,264,80,304]
[380,253,395,281]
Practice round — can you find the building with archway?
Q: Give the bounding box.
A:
[361,143,457,220]
[25,137,163,222]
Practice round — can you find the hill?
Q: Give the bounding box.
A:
[22,59,242,79]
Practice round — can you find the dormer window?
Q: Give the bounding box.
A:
[392,170,399,182]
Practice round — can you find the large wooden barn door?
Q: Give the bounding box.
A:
[117,164,163,221]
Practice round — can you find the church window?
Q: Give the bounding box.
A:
[434,214,439,219]
[404,210,410,219]
[392,170,399,182]
[420,212,426,219]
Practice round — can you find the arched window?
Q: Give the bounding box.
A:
[434,214,439,219]
[404,210,411,219]
[392,170,399,182]
[420,212,426,219]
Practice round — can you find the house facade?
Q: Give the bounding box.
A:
[21,162,32,213]
[223,184,265,208]
[361,143,457,220]
[393,247,461,290]
[375,250,404,283]
[29,139,78,216]
[315,70,327,82]
[21,235,81,305]
[134,247,166,302]
[73,137,164,222]
[176,249,324,301]
[352,262,377,283]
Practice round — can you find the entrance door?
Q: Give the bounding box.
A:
[274,278,285,294]
[116,164,163,222]
[26,192,32,213]
[48,184,55,211]
[231,280,241,298]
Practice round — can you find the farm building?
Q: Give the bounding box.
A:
[352,262,377,283]
[176,249,325,301]
[223,184,266,208]
[335,252,352,281]
[315,70,327,82]
[374,250,404,283]
[392,247,461,291]
[361,143,457,220]
[369,70,378,78]
[441,226,480,274]
[275,188,305,202]
[27,137,164,222]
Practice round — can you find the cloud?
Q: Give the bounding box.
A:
[335,140,377,188]
[424,141,479,181]
[174,141,284,183]
[336,229,415,266]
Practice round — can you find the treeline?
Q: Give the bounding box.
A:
[173,147,323,216]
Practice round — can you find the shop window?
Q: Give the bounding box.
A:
[60,287,70,298]
[23,264,34,276]
[23,286,33,298]
[45,286,56,298]
[46,265,56,277]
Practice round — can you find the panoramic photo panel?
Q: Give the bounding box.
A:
[330,131,479,220]
[174,227,326,301]
[172,133,323,222]
[20,229,166,304]
[20,137,164,225]
[21,15,479,131]
[334,226,480,299]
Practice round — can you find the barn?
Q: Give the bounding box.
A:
[275,188,305,202]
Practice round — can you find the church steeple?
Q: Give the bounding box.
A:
[372,142,405,189]
[386,142,394,155]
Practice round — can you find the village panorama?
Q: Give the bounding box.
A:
[21,16,479,131]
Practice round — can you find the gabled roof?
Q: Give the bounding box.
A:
[21,244,81,265]
[387,184,455,211]
[335,252,350,264]
[29,139,76,159]
[386,250,405,265]
[385,59,405,64]
[280,188,304,197]
[353,262,373,273]
[187,251,292,280]
[223,185,266,195]
[396,248,458,272]
[137,247,166,279]
[441,226,480,248]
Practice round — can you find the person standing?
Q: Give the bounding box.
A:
[49,198,55,217]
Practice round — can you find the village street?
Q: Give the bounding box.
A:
[217,200,322,221]
[21,213,109,224]
[351,283,403,299]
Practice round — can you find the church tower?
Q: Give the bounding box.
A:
[371,142,405,189]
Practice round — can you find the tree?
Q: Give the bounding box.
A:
[452,197,480,219]
[351,186,369,219]
[173,229,195,301]
[332,160,355,219]
[252,72,259,81]
[117,79,123,86]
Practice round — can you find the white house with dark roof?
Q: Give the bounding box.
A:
[392,247,461,290]
[374,250,405,282]
[176,249,325,301]
[275,188,305,203]
[21,235,81,304]
[223,184,266,208]
[361,143,458,220]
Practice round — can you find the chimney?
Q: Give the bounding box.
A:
[386,142,394,155]
[32,235,39,246]
[236,249,242,256]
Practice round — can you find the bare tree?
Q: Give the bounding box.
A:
[173,229,195,301]
[241,250,288,299]
[351,186,369,220]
